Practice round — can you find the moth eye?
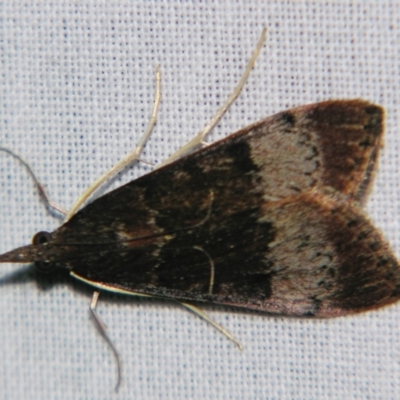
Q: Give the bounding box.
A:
[32,231,52,245]
[34,260,56,273]
[32,231,56,273]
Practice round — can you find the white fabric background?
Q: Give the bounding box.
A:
[1,2,399,399]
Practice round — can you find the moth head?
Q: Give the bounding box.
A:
[0,230,57,273]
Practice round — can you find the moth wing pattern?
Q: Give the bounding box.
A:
[54,98,385,243]
[1,100,398,318]
[255,191,400,316]
[64,188,400,317]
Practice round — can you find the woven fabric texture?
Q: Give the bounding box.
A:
[1,2,399,399]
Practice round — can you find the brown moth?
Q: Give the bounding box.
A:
[1,99,399,318]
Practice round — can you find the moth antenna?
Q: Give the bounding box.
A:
[179,302,243,350]
[0,147,67,215]
[89,291,122,393]
[158,26,268,167]
[65,64,162,221]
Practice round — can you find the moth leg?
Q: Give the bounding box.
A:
[0,147,67,215]
[179,301,243,350]
[89,290,122,393]
[158,27,267,167]
[65,65,162,221]
[71,272,242,351]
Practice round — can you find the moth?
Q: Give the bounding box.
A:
[1,99,399,318]
[1,27,399,392]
